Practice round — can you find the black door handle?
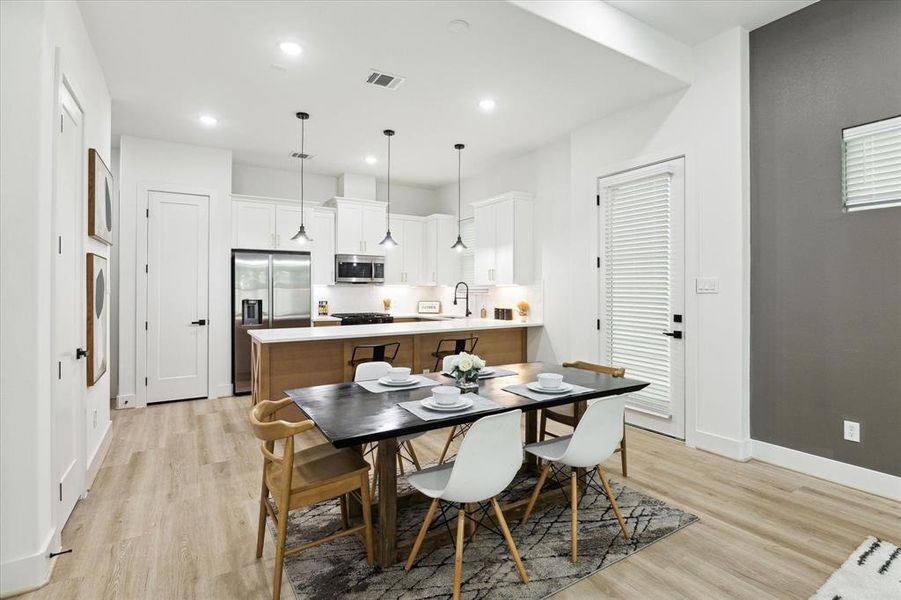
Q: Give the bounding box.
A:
[191,319,207,326]
[662,331,683,339]
[75,347,89,359]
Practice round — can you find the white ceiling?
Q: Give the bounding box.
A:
[78,1,685,187]
[606,0,817,45]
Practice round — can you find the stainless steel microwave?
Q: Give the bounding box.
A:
[335,254,385,284]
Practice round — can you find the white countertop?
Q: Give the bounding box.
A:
[251,317,542,344]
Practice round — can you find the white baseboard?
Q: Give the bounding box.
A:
[0,527,55,598]
[210,382,233,399]
[751,440,901,501]
[86,419,112,489]
[114,393,135,409]
[690,429,752,461]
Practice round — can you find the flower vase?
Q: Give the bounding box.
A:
[455,370,480,392]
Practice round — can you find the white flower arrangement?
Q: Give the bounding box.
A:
[450,352,486,382]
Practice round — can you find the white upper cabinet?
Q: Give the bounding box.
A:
[233,200,276,249]
[384,215,424,285]
[472,192,533,286]
[331,198,387,256]
[274,204,309,249]
[422,214,460,286]
[309,209,335,285]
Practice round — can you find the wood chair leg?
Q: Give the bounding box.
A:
[539,410,548,441]
[256,473,268,559]
[570,470,578,562]
[405,440,422,470]
[453,507,466,600]
[360,473,375,566]
[521,464,550,524]
[597,466,630,539]
[438,426,457,464]
[339,495,349,530]
[404,498,439,573]
[491,497,529,584]
[620,434,628,477]
[272,500,289,600]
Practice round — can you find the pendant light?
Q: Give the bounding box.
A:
[378,129,398,248]
[451,143,467,252]
[290,111,313,244]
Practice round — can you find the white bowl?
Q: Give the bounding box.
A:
[432,386,461,406]
[388,367,411,382]
[537,373,564,390]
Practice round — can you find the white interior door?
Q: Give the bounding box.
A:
[147,191,209,402]
[598,158,685,438]
[52,84,85,529]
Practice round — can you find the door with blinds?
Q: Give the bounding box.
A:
[598,158,685,439]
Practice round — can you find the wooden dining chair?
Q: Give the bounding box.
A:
[250,398,374,600]
[540,361,629,476]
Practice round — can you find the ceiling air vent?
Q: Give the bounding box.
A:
[365,69,405,90]
[289,152,315,159]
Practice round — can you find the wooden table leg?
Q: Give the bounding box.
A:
[524,410,538,470]
[573,400,588,488]
[376,437,398,567]
[347,444,363,520]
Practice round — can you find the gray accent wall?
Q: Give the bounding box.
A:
[750,0,901,476]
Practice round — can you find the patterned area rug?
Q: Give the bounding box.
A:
[810,536,901,600]
[276,467,697,599]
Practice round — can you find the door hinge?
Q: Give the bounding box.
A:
[145,208,149,218]
[58,361,62,379]
[597,256,600,268]
[144,377,148,386]
[145,321,148,331]
[59,482,63,501]
[596,319,601,330]
[58,236,62,254]
[596,194,600,206]
[145,264,148,274]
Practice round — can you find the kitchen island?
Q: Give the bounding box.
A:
[249,318,542,404]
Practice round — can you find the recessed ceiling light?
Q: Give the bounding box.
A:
[199,114,218,126]
[365,155,378,165]
[279,41,303,57]
[479,98,497,112]
[448,19,470,33]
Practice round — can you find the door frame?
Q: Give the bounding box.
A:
[594,152,699,445]
[135,182,212,407]
[50,55,87,539]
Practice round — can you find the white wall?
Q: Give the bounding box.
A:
[117,137,232,406]
[0,0,112,594]
[232,162,443,216]
[437,28,751,459]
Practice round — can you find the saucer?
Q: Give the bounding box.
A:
[378,376,419,387]
[526,381,574,394]
[420,397,474,412]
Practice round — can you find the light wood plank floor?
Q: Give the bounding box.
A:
[19,396,900,599]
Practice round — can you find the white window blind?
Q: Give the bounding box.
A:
[842,115,901,212]
[604,172,673,417]
[459,218,477,286]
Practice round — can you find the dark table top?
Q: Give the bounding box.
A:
[285,362,648,448]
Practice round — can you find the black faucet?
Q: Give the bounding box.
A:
[453,281,471,317]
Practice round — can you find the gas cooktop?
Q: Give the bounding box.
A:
[331,312,395,325]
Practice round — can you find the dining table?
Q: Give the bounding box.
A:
[284,361,649,567]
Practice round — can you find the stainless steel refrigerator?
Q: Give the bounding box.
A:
[232,249,311,395]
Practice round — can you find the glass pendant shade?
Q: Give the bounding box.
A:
[451,234,467,252]
[291,223,312,244]
[379,230,397,248]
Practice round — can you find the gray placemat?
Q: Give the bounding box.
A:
[398,393,502,421]
[356,375,441,394]
[502,382,594,402]
[439,367,519,380]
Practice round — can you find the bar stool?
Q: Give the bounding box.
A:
[541,361,629,476]
[348,341,400,369]
[430,336,478,372]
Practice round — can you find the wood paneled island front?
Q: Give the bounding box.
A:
[249,318,543,403]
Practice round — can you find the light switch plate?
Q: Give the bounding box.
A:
[843,420,861,442]
[696,277,719,294]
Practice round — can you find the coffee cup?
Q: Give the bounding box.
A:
[432,386,461,406]
[388,367,411,382]
[537,373,564,390]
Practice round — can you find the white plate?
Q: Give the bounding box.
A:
[478,367,496,377]
[421,397,474,412]
[526,381,574,394]
[378,376,419,387]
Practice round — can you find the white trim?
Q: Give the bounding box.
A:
[0,527,56,598]
[114,393,135,409]
[752,440,901,501]
[210,382,234,399]
[690,430,752,461]
[85,419,112,489]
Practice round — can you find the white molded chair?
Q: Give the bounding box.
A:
[404,410,528,600]
[354,362,423,480]
[437,355,471,463]
[521,397,630,562]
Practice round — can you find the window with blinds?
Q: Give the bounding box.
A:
[603,172,673,417]
[842,115,901,212]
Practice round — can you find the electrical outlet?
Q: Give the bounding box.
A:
[843,420,860,442]
[695,277,719,294]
